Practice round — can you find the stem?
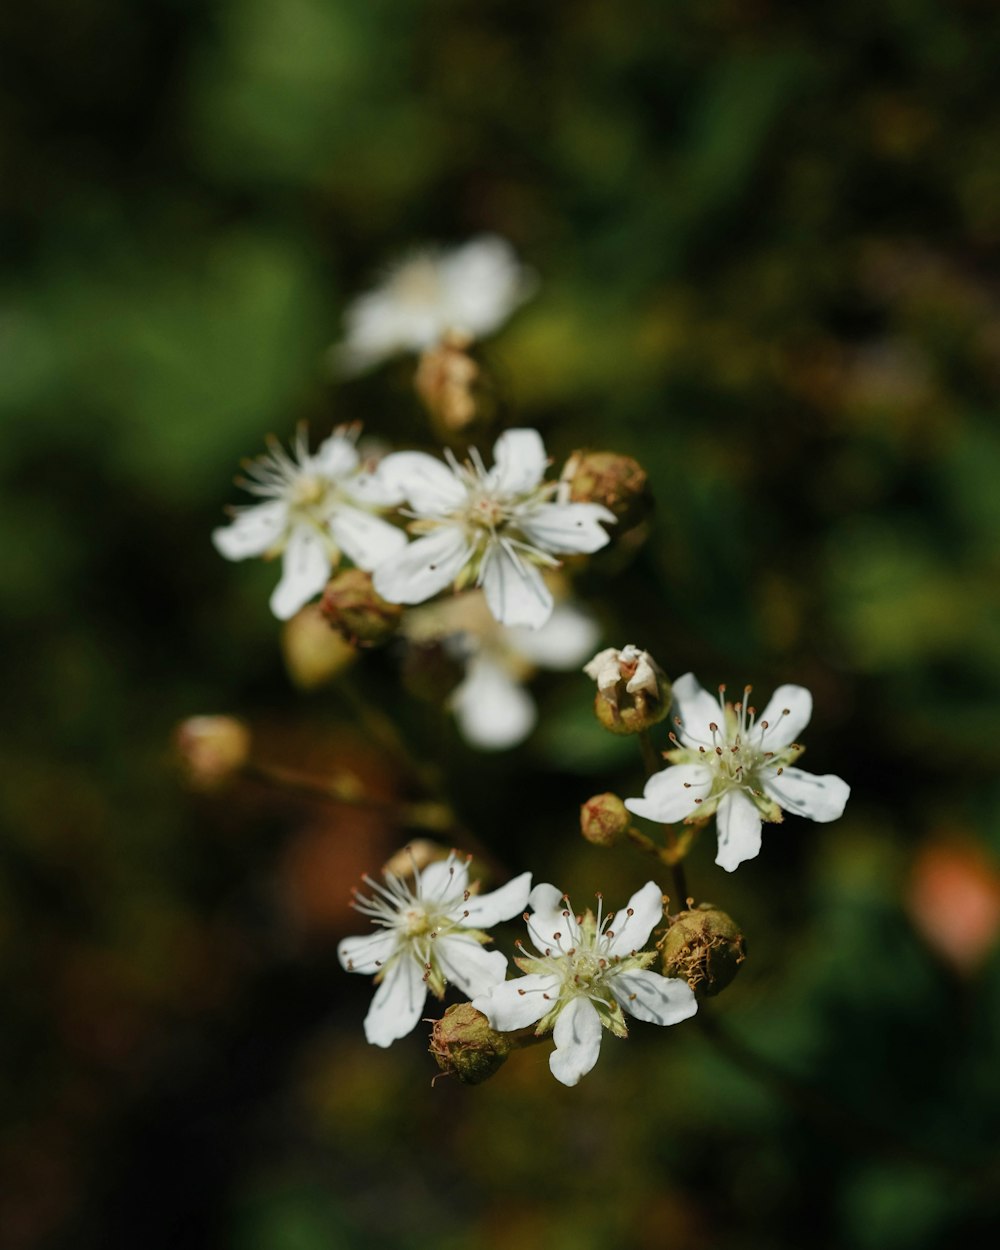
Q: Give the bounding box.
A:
[241,761,455,833]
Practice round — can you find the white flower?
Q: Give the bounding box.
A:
[624,673,851,872]
[333,236,536,374]
[212,424,406,621]
[584,644,664,707]
[372,428,616,629]
[406,592,601,750]
[338,852,531,1048]
[472,882,697,1086]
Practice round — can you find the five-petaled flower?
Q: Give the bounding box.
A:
[338,852,532,1048]
[332,236,536,374]
[472,881,697,1086]
[625,673,851,872]
[372,428,615,629]
[213,424,406,620]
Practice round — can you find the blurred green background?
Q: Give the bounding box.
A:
[3,1,1000,1247]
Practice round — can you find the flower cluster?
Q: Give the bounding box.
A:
[199,238,855,1091]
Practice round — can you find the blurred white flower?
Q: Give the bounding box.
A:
[625,673,851,872]
[213,425,405,620]
[333,236,536,374]
[473,881,697,1086]
[373,428,615,628]
[338,852,531,1048]
[451,601,602,750]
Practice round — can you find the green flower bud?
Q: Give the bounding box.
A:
[564,451,649,528]
[580,793,630,847]
[429,1003,512,1084]
[660,904,746,998]
[320,569,403,647]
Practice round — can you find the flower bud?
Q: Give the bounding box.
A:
[584,645,671,735]
[281,604,357,689]
[175,715,251,790]
[320,569,403,647]
[415,331,496,437]
[660,904,746,998]
[580,793,630,847]
[563,451,649,528]
[429,1003,511,1084]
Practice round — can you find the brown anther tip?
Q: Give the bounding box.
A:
[464,890,471,900]
[782,708,790,716]
[553,931,562,941]
[626,907,634,916]
[709,721,718,732]
[761,720,769,729]
[462,909,470,918]
[683,782,691,788]
[517,988,526,996]
[694,797,703,804]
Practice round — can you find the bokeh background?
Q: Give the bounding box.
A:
[3,1,1000,1247]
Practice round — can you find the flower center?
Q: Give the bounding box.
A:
[465,493,508,530]
[402,905,432,937]
[567,949,608,990]
[290,474,328,508]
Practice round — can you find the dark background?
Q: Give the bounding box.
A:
[2,2,1000,1247]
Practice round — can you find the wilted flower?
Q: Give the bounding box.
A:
[213,425,405,620]
[338,852,531,1048]
[584,644,670,734]
[473,881,697,1086]
[625,673,850,872]
[333,236,536,374]
[373,429,615,629]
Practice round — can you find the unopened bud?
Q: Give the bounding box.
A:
[320,569,402,647]
[580,793,630,847]
[564,451,649,528]
[282,604,357,689]
[175,715,251,790]
[382,839,447,879]
[430,1003,511,1084]
[584,645,671,735]
[415,331,496,436]
[660,904,746,997]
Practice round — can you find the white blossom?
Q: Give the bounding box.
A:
[473,881,697,1086]
[212,424,405,620]
[406,592,602,750]
[333,236,536,374]
[338,852,531,1048]
[372,428,615,629]
[625,673,851,872]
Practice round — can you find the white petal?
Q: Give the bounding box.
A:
[762,767,850,823]
[489,429,548,496]
[757,684,813,751]
[419,855,470,904]
[518,502,615,556]
[343,466,407,508]
[362,953,428,1048]
[481,547,553,628]
[604,881,664,957]
[624,765,714,825]
[506,603,601,670]
[434,935,509,997]
[583,648,620,681]
[328,505,407,571]
[715,790,763,872]
[451,655,537,750]
[373,526,472,605]
[611,970,698,1026]
[312,432,359,479]
[378,451,467,515]
[549,996,603,1086]
[461,871,532,929]
[439,236,535,338]
[672,672,724,748]
[269,526,330,620]
[472,974,559,1032]
[212,501,287,561]
[526,883,582,954]
[337,929,399,976]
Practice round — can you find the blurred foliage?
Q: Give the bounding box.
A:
[2,1,1000,1248]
